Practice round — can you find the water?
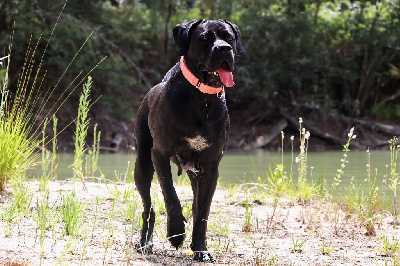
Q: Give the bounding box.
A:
[29,150,394,194]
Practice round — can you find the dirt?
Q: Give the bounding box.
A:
[0,180,399,265]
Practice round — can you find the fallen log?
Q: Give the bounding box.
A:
[279,107,363,149]
[339,115,400,135]
[244,118,288,149]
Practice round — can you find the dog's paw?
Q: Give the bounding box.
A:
[134,241,153,254]
[167,214,186,248]
[193,251,215,262]
[167,224,186,248]
[191,242,215,262]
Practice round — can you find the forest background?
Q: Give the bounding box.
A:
[1,0,400,151]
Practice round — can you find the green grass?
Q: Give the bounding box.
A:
[0,52,41,191]
[35,189,51,259]
[72,76,92,185]
[379,235,400,258]
[60,190,84,237]
[290,235,307,253]
[1,177,33,237]
[1,0,105,192]
[40,118,51,191]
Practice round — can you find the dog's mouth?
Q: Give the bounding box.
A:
[208,61,234,87]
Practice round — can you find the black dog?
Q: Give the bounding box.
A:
[134,19,245,262]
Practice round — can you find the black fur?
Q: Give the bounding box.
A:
[134,19,245,262]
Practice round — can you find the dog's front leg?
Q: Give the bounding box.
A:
[189,168,218,262]
[151,149,186,248]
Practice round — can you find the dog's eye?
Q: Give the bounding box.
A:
[227,36,233,41]
[202,35,208,41]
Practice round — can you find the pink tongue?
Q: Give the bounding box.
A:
[217,68,234,87]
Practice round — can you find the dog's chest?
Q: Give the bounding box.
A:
[184,135,210,152]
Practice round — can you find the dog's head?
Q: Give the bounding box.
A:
[173,19,246,88]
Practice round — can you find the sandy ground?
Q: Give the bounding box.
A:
[0,180,399,265]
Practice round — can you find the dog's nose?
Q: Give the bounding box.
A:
[216,44,232,52]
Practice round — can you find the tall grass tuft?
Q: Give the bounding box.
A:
[1,1,105,191]
[0,43,41,191]
[72,76,93,185]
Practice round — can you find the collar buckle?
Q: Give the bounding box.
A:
[217,88,225,99]
[195,80,201,89]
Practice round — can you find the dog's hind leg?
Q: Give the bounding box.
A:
[134,114,155,254]
[151,150,186,249]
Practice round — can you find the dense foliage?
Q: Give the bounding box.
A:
[1,0,399,120]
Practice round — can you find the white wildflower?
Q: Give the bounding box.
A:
[305,131,310,140]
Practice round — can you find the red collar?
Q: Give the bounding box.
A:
[180,56,224,96]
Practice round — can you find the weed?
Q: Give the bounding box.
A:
[332,127,356,194]
[379,235,400,258]
[242,198,253,232]
[103,201,116,261]
[209,234,234,256]
[267,164,288,197]
[91,196,100,240]
[60,190,84,236]
[248,236,272,265]
[320,238,335,255]
[51,114,58,180]
[85,124,101,178]
[124,198,139,225]
[346,176,361,213]
[1,203,17,237]
[122,183,135,203]
[176,172,190,186]
[182,200,192,221]
[9,178,33,215]
[1,178,33,237]
[296,117,310,201]
[107,181,122,200]
[56,236,78,266]
[72,76,93,186]
[388,137,399,226]
[333,210,341,236]
[290,235,307,253]
[80,229,89,262]
[361,148,379,236]
[209,210,230,237]
[40,118,51,191]
[35,189,50,259]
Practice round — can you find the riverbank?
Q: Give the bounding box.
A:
[0,180,399,265]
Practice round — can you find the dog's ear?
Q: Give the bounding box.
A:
[221,20,246,55]
[173,19,204,56]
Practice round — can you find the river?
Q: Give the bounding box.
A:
[28,150,397,202]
